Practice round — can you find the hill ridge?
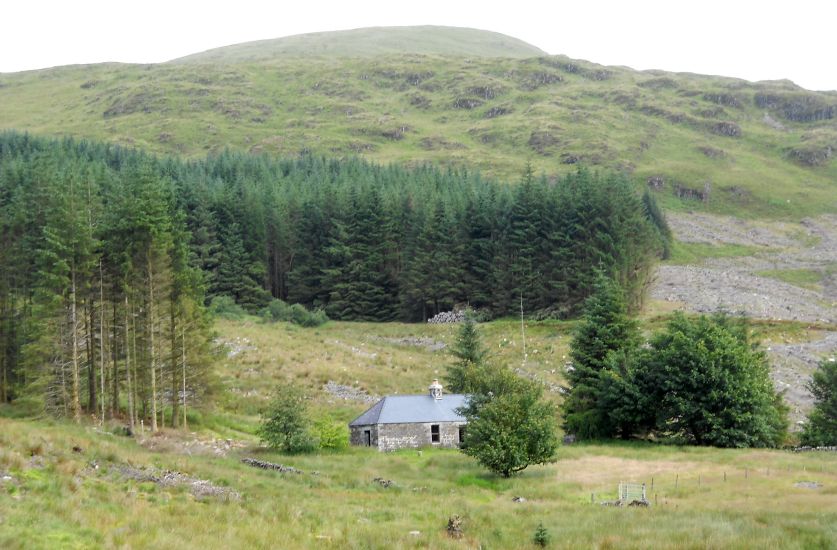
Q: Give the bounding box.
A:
[169,25,547,63]
[0,35,835,219]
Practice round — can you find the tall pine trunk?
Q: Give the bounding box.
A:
[99,262,106,422]
[131,302,139,428]
[124,295,134,431]
[147,257,158,432]
[0,295,6,404]
[86,298,96,414]
[111,301,119,419]
[170,300,179,428]
[181,327,187,429]
[0,297,6,404]
[70,266,81,423]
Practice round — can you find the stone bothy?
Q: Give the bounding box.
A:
[349,380,467,451]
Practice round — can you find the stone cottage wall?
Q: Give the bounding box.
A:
[376,421,465,452]
[349,424,379,447]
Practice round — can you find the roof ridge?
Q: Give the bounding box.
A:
[378,395,390,420]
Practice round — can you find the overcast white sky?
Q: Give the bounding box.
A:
[2,0,835,91]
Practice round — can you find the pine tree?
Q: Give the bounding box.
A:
[445,313,488,393]
[562,272,641,439]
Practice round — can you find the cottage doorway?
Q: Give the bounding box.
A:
[364,430,371,446]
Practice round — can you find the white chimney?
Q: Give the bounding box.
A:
[429,379,443,400]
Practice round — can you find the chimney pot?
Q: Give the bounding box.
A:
[429,379,443,400]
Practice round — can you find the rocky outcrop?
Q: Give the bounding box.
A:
[755,92,836,122]
[710,121,742,137]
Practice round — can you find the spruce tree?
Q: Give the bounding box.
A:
[445,313,488,393]
[562,272,641,439]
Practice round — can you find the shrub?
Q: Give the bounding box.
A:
[533,522,551,547]
[209,296,247,320]
[259,299,328,327]
[257,383,315,454]
[800,358,837,446]
[312,415,349,451]
[260,299,291,322]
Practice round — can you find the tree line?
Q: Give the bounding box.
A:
[0,133,214,425]
[0,132,669,417]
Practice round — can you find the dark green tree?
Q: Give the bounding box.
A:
[533,522,551,548]
[562,273,641,439]
[634,313,787,447]
[800,359,837,446]
[444,313,489,393]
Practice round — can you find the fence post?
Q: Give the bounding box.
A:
[675,474,679,489]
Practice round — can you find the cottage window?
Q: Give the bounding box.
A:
[431,424,440,443]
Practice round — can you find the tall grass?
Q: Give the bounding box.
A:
[1,417,835,549]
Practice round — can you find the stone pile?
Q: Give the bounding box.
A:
[374,336,446,351]
[794,481,824,489]
[323,381,378,404]
[792,446,837,453]
[116,464,240,500]
[427,310,465,324]
[240,457,303,473]
[373,477,394,488]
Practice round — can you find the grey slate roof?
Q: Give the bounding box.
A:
[349,394,468,426]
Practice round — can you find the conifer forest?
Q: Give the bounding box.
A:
[0,132,667,419]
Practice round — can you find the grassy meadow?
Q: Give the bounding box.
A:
[2,315,836,549]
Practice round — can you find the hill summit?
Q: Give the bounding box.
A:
[170,26,547,63]
[1,26,836,218]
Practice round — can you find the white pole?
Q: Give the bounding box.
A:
[520,294,526,366]
[182,325,187,430]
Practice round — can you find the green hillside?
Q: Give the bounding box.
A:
[0,26,836,217]
[171,26,547,62]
